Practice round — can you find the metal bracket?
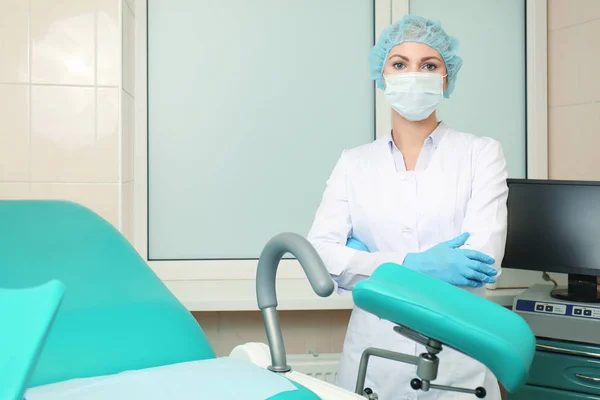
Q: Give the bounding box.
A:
[410,378,487,398]
[355,324,488,398]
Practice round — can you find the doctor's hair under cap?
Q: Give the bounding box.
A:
[369,14,463,98]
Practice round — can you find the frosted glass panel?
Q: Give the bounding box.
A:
[409,0,526,178]
[148,0,375,259]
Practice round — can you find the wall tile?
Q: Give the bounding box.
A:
[577,102,600,180]
[279,311,331,355]
[331,310,351,353]
[31,0,95,85]
[31,86,95,137]
[97,0,120,86]
[548,0,581,31]
[190,311,350,357]
[193,311,348,357]
[549,105,582,180]
[30,183,119,226]
[549,0,600,30]
[0,0,29,83]
[122,3,135,96]
[0,183,30,200]
[98,87,120,138]
[215,311,267,357]
[579,19,600,103]
[121,181,134,242]
[578,0,600,24]
[96,87,120,180]
[122,91,134,182]
[193,311,219,347]
[548,26,580,107]
[0,84,29,181]
[31,86,118,182]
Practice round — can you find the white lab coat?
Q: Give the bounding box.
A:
[307,123,508,400]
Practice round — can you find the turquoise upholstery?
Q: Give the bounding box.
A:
[280,382,320,399]
[353,262,536,393]
[0,281,65,400]
[24,357,320,400]
[0,200,215,387]
[0,200,319,399]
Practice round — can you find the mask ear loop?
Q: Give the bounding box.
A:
[441,73,449,98]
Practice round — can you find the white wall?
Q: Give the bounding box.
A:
[548,0,600,180]
[0,0,135,241]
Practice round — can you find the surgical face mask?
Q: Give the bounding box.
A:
[383,72,445,122]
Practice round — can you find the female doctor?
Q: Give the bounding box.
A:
[307,15,508,400]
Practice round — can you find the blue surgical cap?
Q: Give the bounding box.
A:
[369,14,463,98]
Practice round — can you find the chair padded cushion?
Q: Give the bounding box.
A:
[25,357,320,400]
[0,200,216,387]
[352,263,536,392]
[0,281,65,400]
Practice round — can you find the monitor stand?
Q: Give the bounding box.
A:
[551,274,600,303]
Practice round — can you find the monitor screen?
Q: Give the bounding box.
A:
[502,179,600,277]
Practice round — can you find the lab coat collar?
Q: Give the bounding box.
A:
[386,121,448,151]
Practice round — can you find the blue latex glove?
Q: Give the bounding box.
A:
[346,237,370,252]
[403,232,497,288]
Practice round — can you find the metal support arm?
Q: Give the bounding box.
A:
[355,347,421,394]
[356,325,488,398]
[255,232,335,373]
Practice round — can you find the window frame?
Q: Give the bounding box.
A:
[133,0,549,311]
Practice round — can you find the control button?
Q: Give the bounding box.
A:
[574,308,583,315]
[584,310,592,316]
[545,305,554,312]
[535,304,545,311]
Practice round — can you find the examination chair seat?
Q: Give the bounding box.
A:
[0,200,318,399]
[0,281,65,400]
[352,263,536,393]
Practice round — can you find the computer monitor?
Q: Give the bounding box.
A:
[502,179,600,303]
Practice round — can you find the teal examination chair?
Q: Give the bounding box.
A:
[0,280,65,400]
[0,200,536,399]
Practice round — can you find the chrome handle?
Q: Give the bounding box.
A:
[575,373,600,383]
[536,344,600,360]
[255,232,334,373]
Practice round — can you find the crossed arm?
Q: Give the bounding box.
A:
[307,140,508,292]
